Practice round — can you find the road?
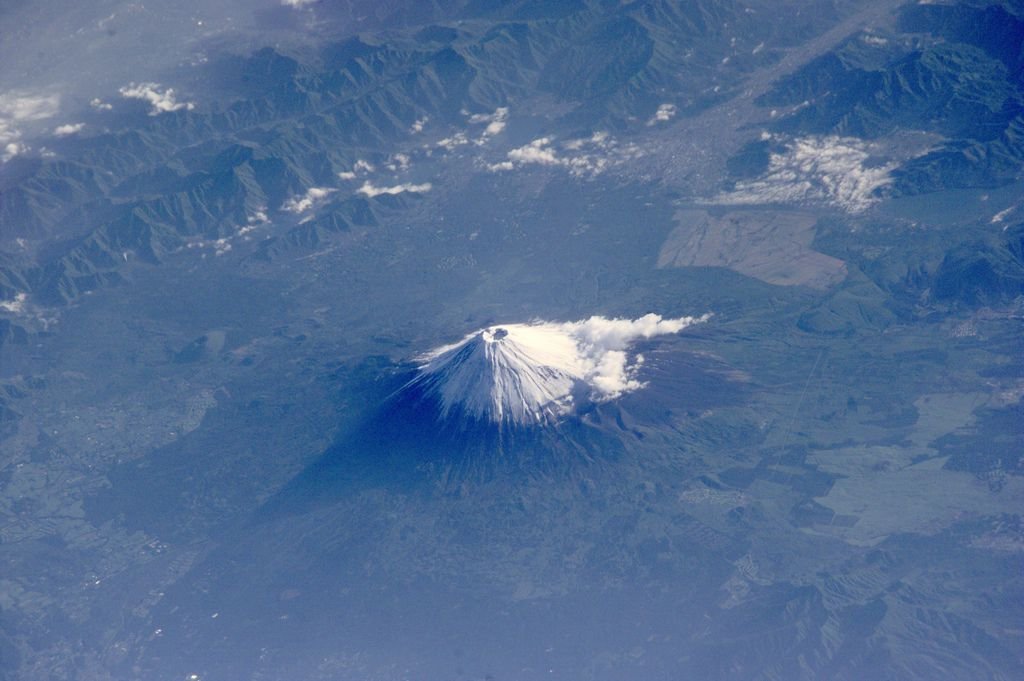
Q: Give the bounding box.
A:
[648,0,911,195]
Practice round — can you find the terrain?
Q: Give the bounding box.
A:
[0,1,1021,679]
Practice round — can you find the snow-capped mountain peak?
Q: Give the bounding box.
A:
[406,313,710,426]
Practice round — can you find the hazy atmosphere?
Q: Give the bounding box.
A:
[1,0,1022,679]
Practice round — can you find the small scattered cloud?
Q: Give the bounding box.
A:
[2,142,25,162]
[357,181,432,198]
[467,107,508,138]
[282,186,336,213]
[281,0,317,6]
[438,109,508,153]
[53,123,85,137]
[385,153,411,172]
[243,210,269,231]
[488,132,642,177]
[410,117,429,134]
[0,91,61,161]
[647,103,677,125]
[564,131,608,151]
[187,236,234,256]
[991,205,1017,226]
[507,137,560,165]
[0,292,28,314]
[0,290,55,328]
[119,83,195,115]
[339,159,375,180]
[186,210,270,256]
[90,98,113,111]
[437,132,469,151]
[714,135,896,213]
[0,120,16,144]
[0,92,60,122]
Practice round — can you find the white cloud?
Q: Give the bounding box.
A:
[485,118,507,136]
[507,137,559,165]
[90,98,113,111]
[339,159,375,180]
[186,236,234,256]
[2,141,24,162]
[564,131,609,151]
[53,123,85,137]
[281,186,336,213]
[564,313,711,399]
[281,0,317,6]
[412,313,711,424]
[436,108,508,154]
[437,132,469,151]
[647,103,677,125]
[0,292,28,314]
[0,121,17,146]
[991,205,1016,225]
[118,83,195,115]
[714,135,896,213]
[466,111,493,124]
[186,210,270,256]
[386,153,411,172]
[410,117,429,134]
[489,133,642,177]
[467,107,509,138]
[357,181,432,198]
[0,92,61,161]
[0,92,60,122]
[242,210,269,232]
